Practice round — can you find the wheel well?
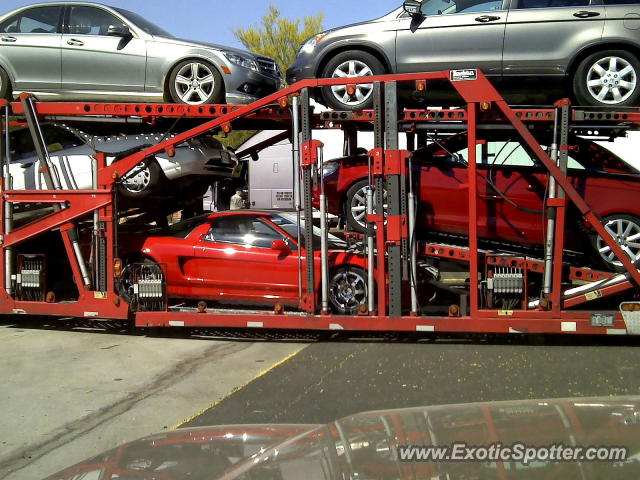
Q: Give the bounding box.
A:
[567,43,640,82]
[316,46,391,78]
[340,177,368,217]
[163,57,226,102]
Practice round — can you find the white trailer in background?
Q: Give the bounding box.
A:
[241,129,407,209]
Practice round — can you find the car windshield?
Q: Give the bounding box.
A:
[165,214,210,238]
[114,8,174,37]
[271,213,347,250]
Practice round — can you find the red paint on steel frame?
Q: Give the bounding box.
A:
[134,311,630,335]
[1,69,639,333]
[467,103,480,316]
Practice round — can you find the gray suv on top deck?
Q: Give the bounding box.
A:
[287,0,640,110]
[0,2,282,105]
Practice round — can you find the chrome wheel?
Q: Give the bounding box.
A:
[329,268,368,314]
[174,62,216,105]
[122,163,151,194]
[350,185,387,230]
[331,60,374,106]
[586,56,637,105]
[597,217,640,267]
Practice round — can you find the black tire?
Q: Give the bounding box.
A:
[320,51,385,111]
[168,59,224,105]
[344,179,387,234]
[573,50,640,107]
[328,266,369,315]
[0,67,11,101]
[589,214,640,272]
[117,159,163,201]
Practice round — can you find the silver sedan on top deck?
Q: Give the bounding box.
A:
[0,2,283,105]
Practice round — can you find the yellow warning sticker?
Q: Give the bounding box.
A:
[585,290,603,301]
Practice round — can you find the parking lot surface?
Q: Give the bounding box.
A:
[0,321,305,480]
[183,335,640,427]
[3,320,640,479]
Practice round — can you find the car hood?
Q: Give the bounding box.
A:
[153,36,271,60]
[313,6,403,40]
[45,396,640,479]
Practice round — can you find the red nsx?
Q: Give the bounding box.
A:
[119,211,369,314]
[316,133,640,270]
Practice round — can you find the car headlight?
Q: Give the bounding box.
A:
[299,33,328,55]
[322,161,340,177]
[222,51,259,72]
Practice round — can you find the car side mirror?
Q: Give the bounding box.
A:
[107,24,132,38]
[403,0,423,16]
[271,239,290,253]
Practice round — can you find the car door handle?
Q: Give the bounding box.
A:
[475,15,501,23]
[67,39,84,46]
[573,11,600,18]
[1,36,17,43]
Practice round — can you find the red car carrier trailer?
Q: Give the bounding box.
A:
[2,70,640,336]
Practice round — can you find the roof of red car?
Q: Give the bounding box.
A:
[206,209,294,219]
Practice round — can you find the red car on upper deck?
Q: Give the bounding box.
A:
[315,133,640,270]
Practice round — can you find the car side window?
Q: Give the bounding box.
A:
[0,6,62,34]
[456,142,537,167]
[514,0,591,9]
[420,0,504,15]
[205,217,285,249]
[67,6,127,36]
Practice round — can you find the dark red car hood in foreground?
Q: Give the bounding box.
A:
[46,396,640,479]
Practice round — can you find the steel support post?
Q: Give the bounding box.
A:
[408,156,418,315]
[467,103,480,315]
[300,88,316,312]
[319,147,329,314]
[551,102,570,311]
[373,82,386,315]
[384,82,404,317]
[1,105,11,294]
[292,95,303,304]
[543,109,560,297]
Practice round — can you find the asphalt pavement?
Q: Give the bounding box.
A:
[4,317,640,479]
[183,334,640,427]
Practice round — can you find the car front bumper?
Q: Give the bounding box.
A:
[223,66,283,105]
[286,54,317,85]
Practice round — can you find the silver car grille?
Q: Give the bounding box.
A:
[257,58,280,77]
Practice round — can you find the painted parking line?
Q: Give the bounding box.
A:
[170,346,308,429]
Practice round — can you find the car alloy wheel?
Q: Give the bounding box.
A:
[331,60,374,106]
[174,62,216,105]
[586,56,637,105]
[329,268,368,315]
[597,216,640,267]
[347,181,388,233]
[122,163,152,193]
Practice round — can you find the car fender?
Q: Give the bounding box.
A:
[314,38,395,76]
[0,53,17,84]
[145,42,227,92]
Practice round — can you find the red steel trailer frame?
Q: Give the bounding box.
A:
[2,70,640,335]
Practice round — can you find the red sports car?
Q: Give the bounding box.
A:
[316,133,640,270]
[119,211,370,314]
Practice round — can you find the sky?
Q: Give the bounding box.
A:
[0,0,398,48]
